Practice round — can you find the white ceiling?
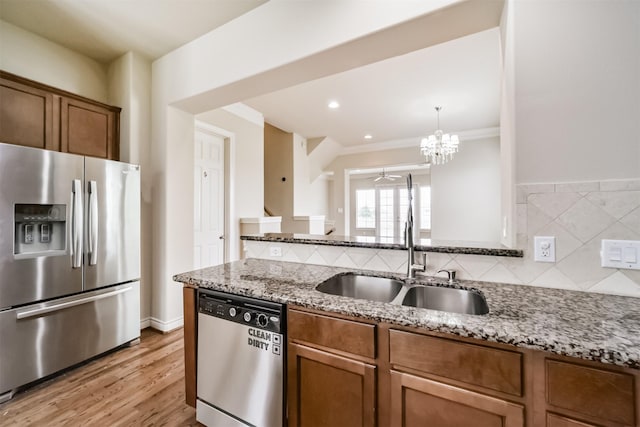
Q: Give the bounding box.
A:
[244,27,501,147]
[1,0,501,150]
[0,0,267,62]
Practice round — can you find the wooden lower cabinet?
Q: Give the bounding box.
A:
[390,370,524,427]
[287,342,376,427]
[545,413,599,427]
[182,299,639,426]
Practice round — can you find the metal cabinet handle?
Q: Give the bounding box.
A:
[71,179,83,268]
[88,180,98,266]
[16,286,132,320]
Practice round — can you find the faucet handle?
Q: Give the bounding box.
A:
[419,252,427,267]
[437,269,457,282]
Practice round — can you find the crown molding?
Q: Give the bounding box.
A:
[339,126,500,155]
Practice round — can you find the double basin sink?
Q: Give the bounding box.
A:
[316,273,489,315]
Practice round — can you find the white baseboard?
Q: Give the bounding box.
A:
[139,317,151,329]
[149,316,184,332]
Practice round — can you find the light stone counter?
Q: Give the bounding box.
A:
[174,258,640,369]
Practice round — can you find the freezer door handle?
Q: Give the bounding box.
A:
[71,179,83,268]
[16,286,133,320]
[88,180,99,266]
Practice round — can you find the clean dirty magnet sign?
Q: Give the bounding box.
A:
[248,328,282,355]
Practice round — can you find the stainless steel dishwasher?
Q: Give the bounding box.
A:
[196,289,286,427]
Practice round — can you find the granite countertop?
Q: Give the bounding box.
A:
[174,258,640,369]
[241,233,523,257]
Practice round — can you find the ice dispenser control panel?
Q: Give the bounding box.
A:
[14,204,67,256]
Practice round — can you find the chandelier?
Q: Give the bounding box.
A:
[420,106,459,165]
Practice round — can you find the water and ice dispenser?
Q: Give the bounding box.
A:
[14,204,66,257]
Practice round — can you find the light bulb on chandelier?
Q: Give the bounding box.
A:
[420,106,459,165]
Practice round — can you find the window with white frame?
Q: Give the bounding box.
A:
[355,189,376,229]
[420,186,431,230]
[354,182,430,237]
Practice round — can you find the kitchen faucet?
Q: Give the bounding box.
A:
[405,173,427,278]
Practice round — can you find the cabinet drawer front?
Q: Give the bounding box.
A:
[389,330,522,396]
[288,309,376,358]
[546,359,635,425]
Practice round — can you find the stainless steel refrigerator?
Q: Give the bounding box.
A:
[0,142,140,402]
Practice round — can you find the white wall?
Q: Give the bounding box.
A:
[513,0,640,183]
[499,0,516,247]
[264,123,294,227]
[0,20,108,102]
[293,133,330,218]
[107,51,153,325]
[431,137,501,242]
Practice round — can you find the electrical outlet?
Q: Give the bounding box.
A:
[534,236,556,262]
[269,246,282,257]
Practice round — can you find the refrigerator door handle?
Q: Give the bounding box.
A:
[15,286,133,320]
[71,179,83,268]
[88,180,99,266]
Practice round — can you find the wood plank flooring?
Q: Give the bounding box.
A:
[0,328,200,426]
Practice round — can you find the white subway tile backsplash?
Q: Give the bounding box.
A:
[557,198,616,243]
[454,254,498,279]
[531,267,579,291]
[620,207,640,232]
[479,263,523,285]
[555,181,600,193]
[599,179,640,192]
[585,191,640,220]
[588,271,640,297]
[526,204,554,237]
[516,183,555,203]
[528,192,581,219]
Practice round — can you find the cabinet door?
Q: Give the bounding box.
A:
[60,97,118,160]
[546,413,598,427]
[390,370,524,427]
[0,77,55,150]
[288,343,376,427]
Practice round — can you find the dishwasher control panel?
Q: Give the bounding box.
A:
[198,290,283,335]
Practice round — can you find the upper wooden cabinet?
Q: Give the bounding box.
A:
[0,71,120,160]
[0,76,55,151]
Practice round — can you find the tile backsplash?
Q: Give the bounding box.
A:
[244,178,640,298]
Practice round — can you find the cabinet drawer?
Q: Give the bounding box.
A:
[389,329,522,396]
[288,309,375,358]
[546,359,635,425]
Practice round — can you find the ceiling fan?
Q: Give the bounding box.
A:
[374,169,402,182]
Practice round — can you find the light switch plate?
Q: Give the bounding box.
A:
[534,236,556,262]
[601,239,640,270]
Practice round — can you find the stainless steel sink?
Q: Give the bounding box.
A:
[315,273,403,303]
[401,286,489,315]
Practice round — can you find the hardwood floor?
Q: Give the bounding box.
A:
[0,328,200,426]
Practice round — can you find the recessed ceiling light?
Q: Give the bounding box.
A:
[364,134,372,140]
[328,100,340,109]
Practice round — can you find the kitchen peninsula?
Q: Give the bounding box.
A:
[175,258,639,427]
[240,233,524,257]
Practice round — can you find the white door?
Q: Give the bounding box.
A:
[194,129,225,269]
